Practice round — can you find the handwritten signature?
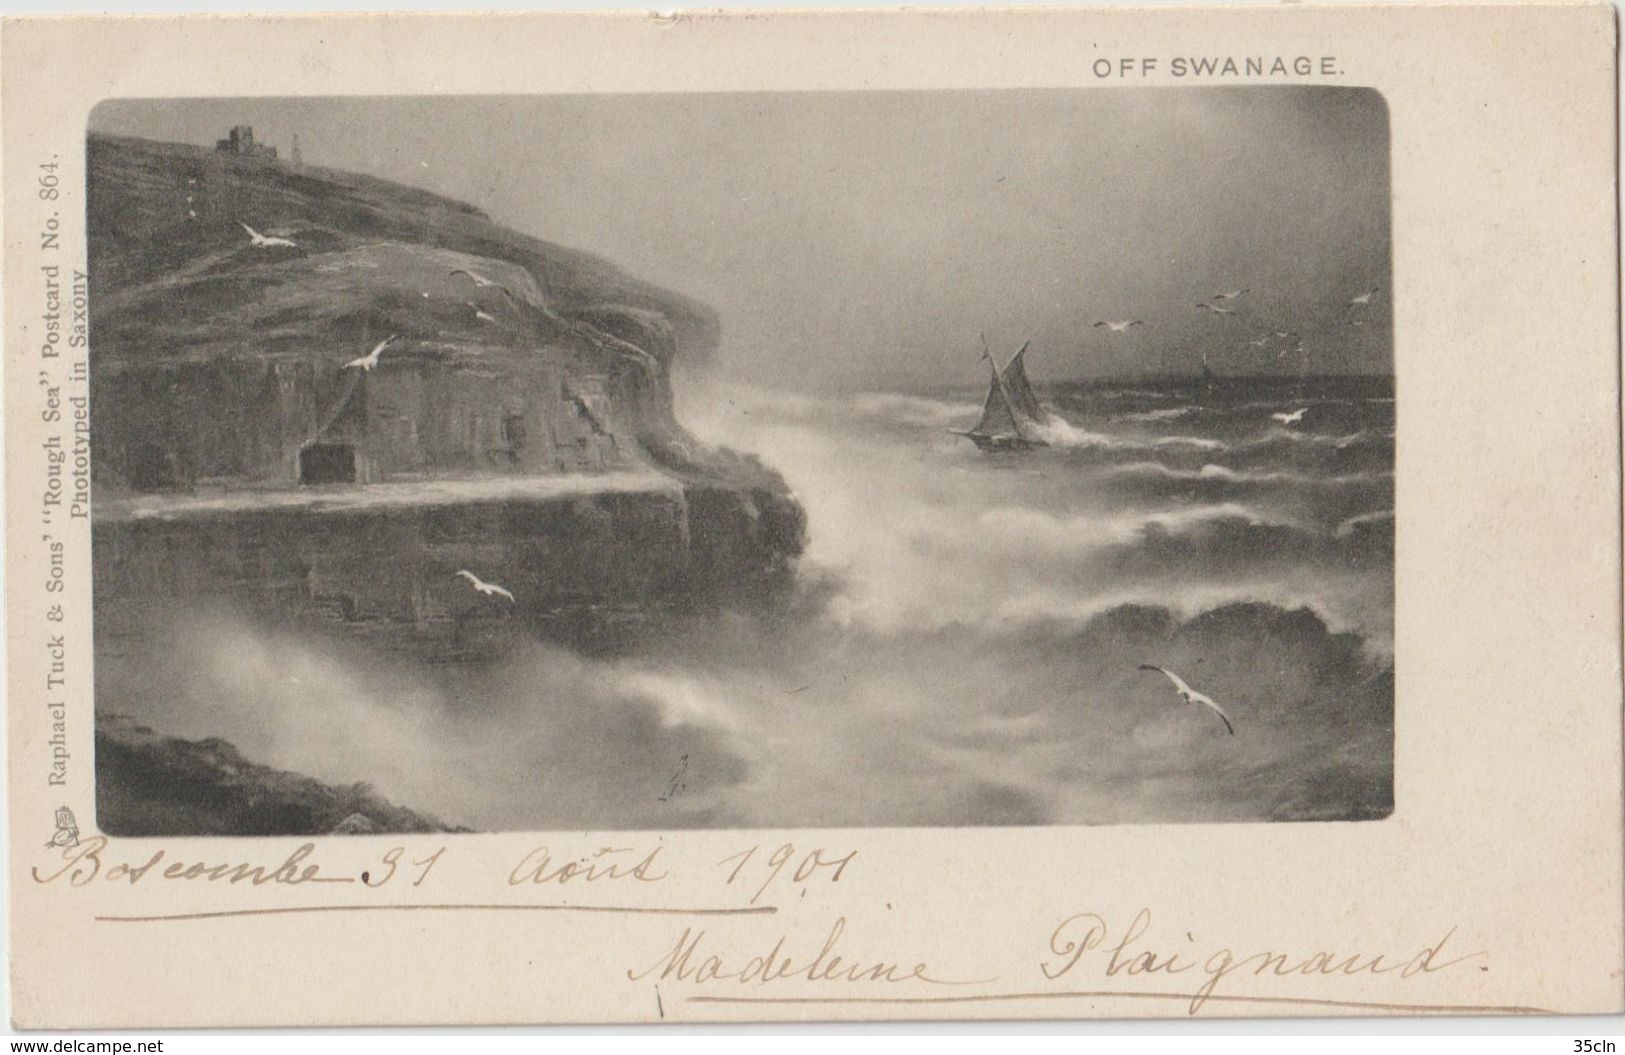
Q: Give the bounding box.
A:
[1043,908,1486,1014]
[629,916,990,987]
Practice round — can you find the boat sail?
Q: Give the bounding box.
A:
[953,340,1050,452]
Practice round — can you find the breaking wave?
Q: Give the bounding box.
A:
[1107,461,1391,488]
[104,374,1395,830]
[1032,414,1229,452]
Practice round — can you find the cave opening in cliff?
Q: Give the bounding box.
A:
[299,443,357,485]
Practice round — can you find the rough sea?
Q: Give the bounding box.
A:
[114,374,1395,830]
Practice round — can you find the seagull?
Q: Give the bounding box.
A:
[1196,302,1238,316]
[237,221,299,249]
[1272,407,1309,425]
[468,301,497,324]
[187,209,198,220]
[456,569,515,603]
[343,335,398,372]
[451,268,506,290]
[1272,331,1293,339]
[1093,320,1144,333]
[1137,665,1235,735]
[1212,288,1250,301]
[451,268,523,309]
[1348,287,1380,307]
[1247,336,1272,348]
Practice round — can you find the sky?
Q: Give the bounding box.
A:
[91,89,1392,390]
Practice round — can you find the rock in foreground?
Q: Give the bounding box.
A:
[95,714,469,836]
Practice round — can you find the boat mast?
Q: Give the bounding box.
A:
[980,334,1029,441]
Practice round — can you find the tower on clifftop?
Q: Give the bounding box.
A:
[214,125,278,160]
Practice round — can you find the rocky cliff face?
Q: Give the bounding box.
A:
[86,132,763,488]
[88,133,806,832]
[88,133,806,658]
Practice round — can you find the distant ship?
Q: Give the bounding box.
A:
[953,340,1050,452]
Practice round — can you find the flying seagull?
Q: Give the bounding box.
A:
[237,221,299,249]
[457,569,515,603]
[1212,288,1250,301]
[451,267,500,287]
[1247,336,1272,348]
[467,301,497,324]
[451,268,512,293]
[451,268,522,309]
[1196,302,1238,316]
[1093,320,1144,333]
[1272,407,1309,425]
[1348,287,1380,307]
[343,334,398,372]
[1137,665,1235,735]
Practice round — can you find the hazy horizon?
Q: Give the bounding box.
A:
[91,89,1392,390]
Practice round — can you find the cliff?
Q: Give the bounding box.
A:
[86,132,760,486]
[87,132,807,834]
[86,132,806,660]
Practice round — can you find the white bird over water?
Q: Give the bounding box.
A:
[237,221,299,249]
[451,268,507,290]
[1137,665,1235,735]
[451,268,520,307]
[1247,336,1271,348]
[1348,286,1380,307]
[1196,302,1238,316]
[1093,320,1143,333]
[1272,407,1309,425]
[343,335,398,372]
[1212,288,1250,301]
[457,569,515,603]
[468,301,497,324]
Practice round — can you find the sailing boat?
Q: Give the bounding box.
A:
[952,339,1050,452]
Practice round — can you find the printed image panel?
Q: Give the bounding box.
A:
[86,89,1393,834]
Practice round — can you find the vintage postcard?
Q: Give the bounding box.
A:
[3,4,1620,1028]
